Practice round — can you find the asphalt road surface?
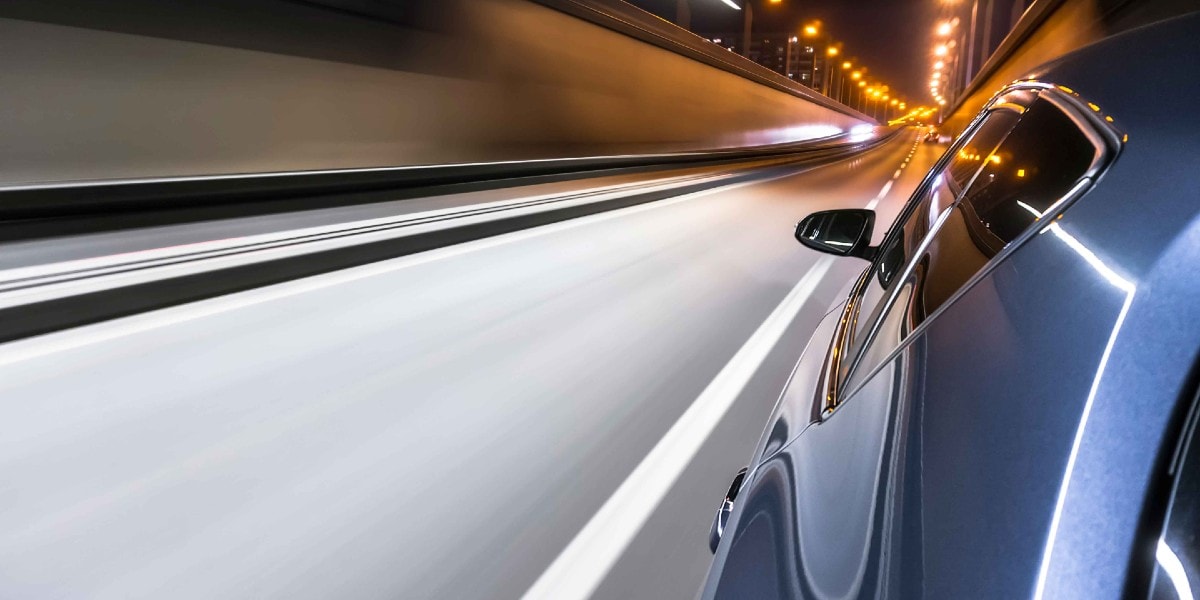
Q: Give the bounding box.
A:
[0,131,941,599]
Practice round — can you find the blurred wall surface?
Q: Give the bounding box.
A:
[940,0,1198,136]
[0,0,866,186]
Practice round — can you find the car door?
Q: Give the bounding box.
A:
[740,91,1031,470]
[704,85,1120,600]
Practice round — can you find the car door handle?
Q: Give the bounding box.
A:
[708,467,748,554]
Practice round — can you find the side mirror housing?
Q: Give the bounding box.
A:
[794,209,876,260]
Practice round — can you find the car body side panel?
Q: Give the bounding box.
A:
[706,14,1200,597]
[748,299,847,467]
[704,212,1132,598]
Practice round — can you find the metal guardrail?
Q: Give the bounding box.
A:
[0,129,900,342]
[0,131,891,222]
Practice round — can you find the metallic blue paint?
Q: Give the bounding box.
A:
[703,13,1200,599]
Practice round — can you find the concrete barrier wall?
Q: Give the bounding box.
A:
[0,0,868,186]
[941,0,1197,136]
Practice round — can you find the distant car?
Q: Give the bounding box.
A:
[703,13,1200,600]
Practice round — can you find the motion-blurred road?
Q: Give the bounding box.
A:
[0,131,940,599]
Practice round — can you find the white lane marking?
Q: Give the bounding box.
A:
[0,165,827,368]
[893,170,902,178]
[520,257,835,600]
[865,180,895,210]
[0,172,729,289]
[0,175,743,311]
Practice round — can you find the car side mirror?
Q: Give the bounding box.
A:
[794,209,876,260]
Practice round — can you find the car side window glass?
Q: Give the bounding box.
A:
[842,96,1100,391]
[837,110,1020,383]
[955,99,1098,246]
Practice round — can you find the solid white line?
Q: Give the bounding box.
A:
[520,257,835,600]
[0,180,767,367]
[864,180,894,211]
[0,161,841,368]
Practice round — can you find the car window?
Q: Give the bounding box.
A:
[834,109,1021,388]
[841,96,1102,392]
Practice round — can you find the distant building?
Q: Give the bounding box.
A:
[702,33,825,90]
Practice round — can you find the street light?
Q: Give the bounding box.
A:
[801,23,822,90]
[837,61,852,103]
[785,35,799,77]
[821,46,840,96]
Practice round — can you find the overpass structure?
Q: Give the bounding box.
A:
[938,0,1197,135]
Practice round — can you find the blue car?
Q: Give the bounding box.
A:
[703,13,1200,600]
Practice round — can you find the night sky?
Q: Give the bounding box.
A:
[623,0,937,103]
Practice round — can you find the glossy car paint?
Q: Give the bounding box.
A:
[703,13,1200,599]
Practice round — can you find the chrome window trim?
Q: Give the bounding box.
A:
[820,82,1124,418]
[815,93,1026,416]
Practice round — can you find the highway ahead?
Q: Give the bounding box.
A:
[0,131,940,600]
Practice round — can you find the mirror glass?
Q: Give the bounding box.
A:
[794,209,874,257]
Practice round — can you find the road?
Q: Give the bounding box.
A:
[0,131,940,599]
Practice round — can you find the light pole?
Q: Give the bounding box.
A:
[823,46,840,96]
[838,60,852,103]
[675,0,691,30]
[802,23,821,89]
[719,1,784,61]
[741,2,753,56]
[785,35,798,79]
